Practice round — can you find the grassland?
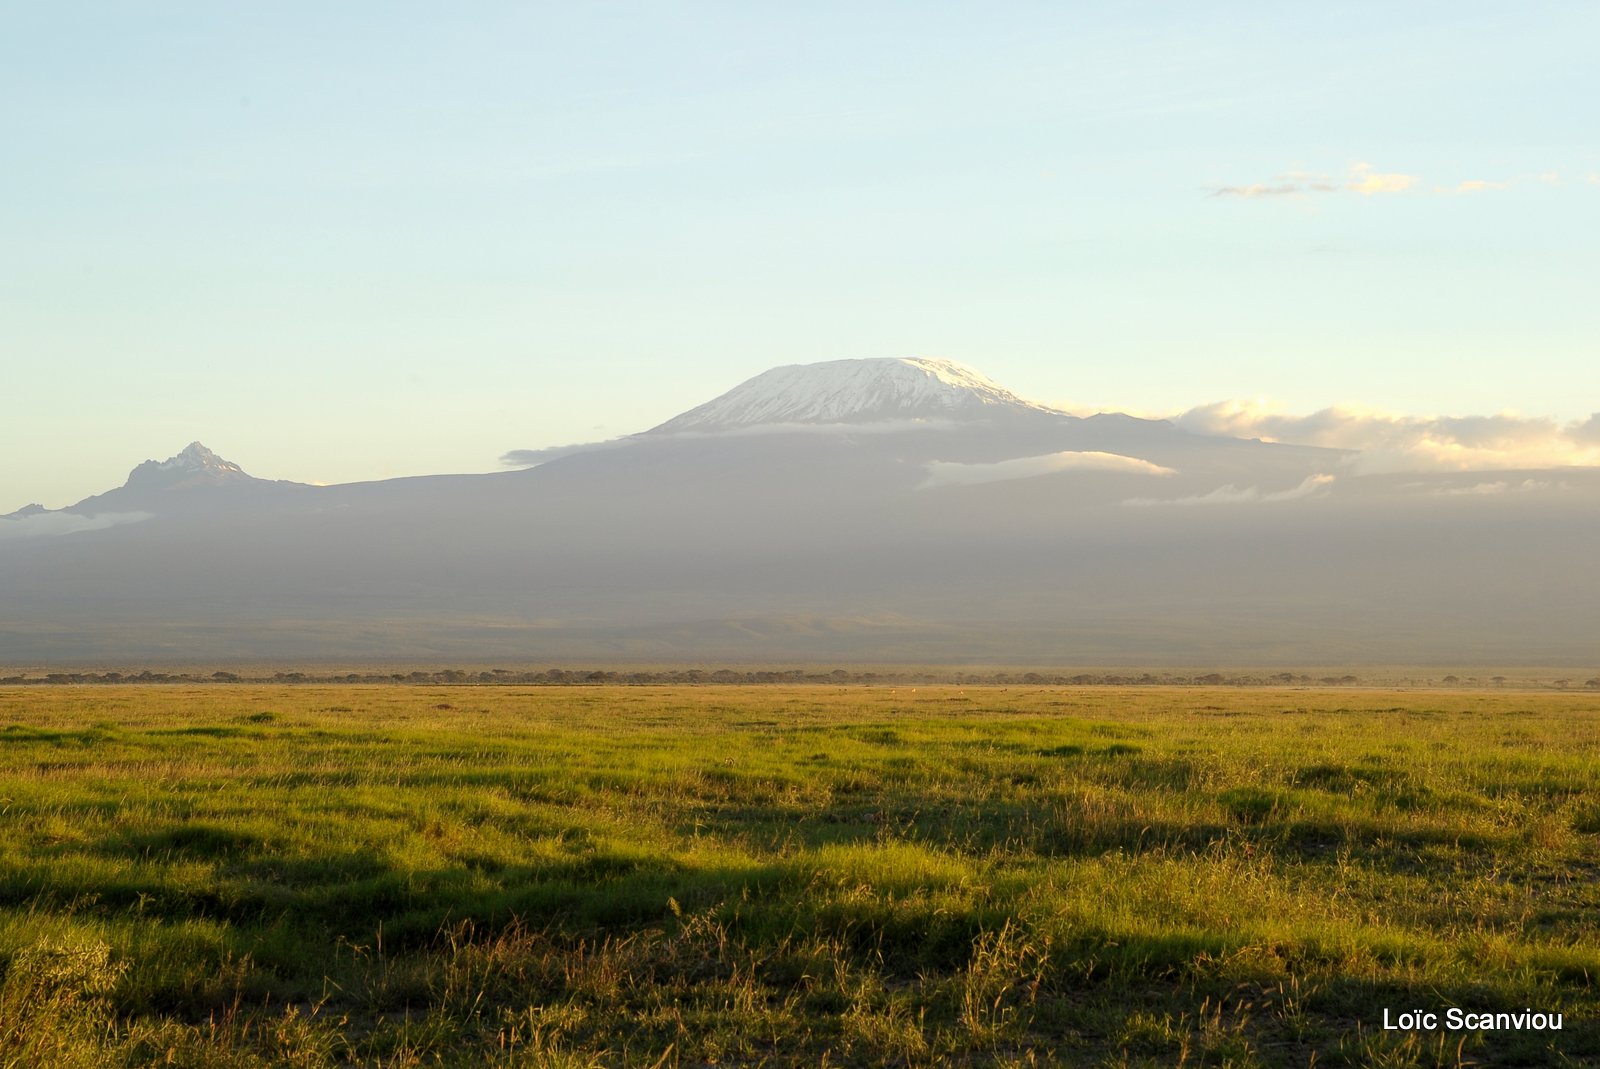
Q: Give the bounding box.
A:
[0,685,1597,1068]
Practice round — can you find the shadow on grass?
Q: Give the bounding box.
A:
[5,846,1596,1066]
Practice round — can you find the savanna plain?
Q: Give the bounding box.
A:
[1,684,1597,1068]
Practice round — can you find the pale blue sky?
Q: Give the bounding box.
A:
[4,2,1597,507]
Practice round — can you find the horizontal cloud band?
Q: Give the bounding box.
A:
[921,451,1175,489]
[0,511,153,542]
[1123,474,1336,508]
[1172,403,1600,473]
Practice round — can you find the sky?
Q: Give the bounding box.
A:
[4,1,1598,509]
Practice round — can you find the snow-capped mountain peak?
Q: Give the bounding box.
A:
[647,357,1066,434]
[125,442,250,488]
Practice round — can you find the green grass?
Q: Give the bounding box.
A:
[0,684,1597,1066]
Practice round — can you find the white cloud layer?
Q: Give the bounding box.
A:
[921,451,1175,489]
[1173,402,1600,473]
[502,419,974,467]
[1123,474,1336,508]
[0,511,153,542]
[1431,479,1559,496]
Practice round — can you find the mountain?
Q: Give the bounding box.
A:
[2,359,1597,666]
[124,441,250,488]
[510,357,1344,497]
[647,357,1064,432]
[11,442,309,526]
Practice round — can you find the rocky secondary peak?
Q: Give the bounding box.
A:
[648,357,1065,434]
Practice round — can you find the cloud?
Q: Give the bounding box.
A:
[1212,178,1340,199]
[0,510,153,542]
[1173,401,1600,473]
[1346,162,1418,195]
[921,451,1175,490]
[1211,169,1341,199]
[1123,473,1336,508]
[502,418,991,466]
[1215,164,1588,201]
[1444,172,1573,192]
[501,439,634,468]
[1434,479,1557,496]
[1211,162,1421,199]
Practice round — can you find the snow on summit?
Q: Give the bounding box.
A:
[121,441,255,492]
[128,442,246,482]
[648,358,1065,434]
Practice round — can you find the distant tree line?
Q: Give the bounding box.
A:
[2,668,1597,689]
